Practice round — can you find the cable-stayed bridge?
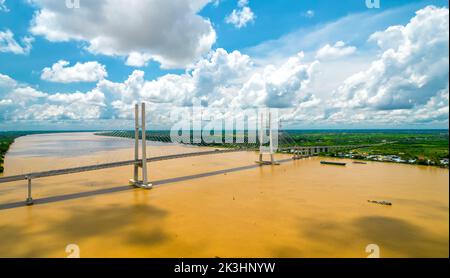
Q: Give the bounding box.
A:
[0,103,375,206]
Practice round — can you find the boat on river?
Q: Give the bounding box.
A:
[320,161,347,166]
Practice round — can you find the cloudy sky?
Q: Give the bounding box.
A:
[0,0,448,130]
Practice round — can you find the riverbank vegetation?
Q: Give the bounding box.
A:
[0,132,26,173]
[287,130,448,165]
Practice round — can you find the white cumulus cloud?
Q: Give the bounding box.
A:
[0,29,33,55]
[225,0,255,28]
[233,52,318,108]
[0,73,17,89]
[2,6,448,128]
[98,48,255,114]
[29,0,216,69]
[0,0,8,12]
[89,49,319,126]
[125,52,153,68]
[1,72,106,122]
[41,60,108,83]
[334,6,449,111]
[316,41,357,60]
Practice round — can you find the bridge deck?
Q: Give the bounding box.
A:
[0,149,246,184]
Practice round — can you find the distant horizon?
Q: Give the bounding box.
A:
[1,128,448,133]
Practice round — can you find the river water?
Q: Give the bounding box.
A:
[0,132,448,258]
[3,132,208,176]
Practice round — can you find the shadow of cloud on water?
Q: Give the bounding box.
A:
[352,216,449,258]
[274,216,357,257]
[292,215,449,258]
[1,203,173,257]
[0,224,62,258]
[297,217,353,247]
[126,229,170,247]
[270,245,304,258]
[49,203,172,256]
[50,204,169,238]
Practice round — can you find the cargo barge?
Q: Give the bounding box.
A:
[320,161,347,166]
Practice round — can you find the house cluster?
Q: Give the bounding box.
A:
[333,152,449,167]
[366,155,409,163]
[440,158,449,166]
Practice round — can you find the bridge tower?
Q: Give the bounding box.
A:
[129,103,152,189]
[256,111,279,165]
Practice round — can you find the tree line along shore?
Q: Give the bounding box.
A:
[97,129,449,168]
[0,132,20,173]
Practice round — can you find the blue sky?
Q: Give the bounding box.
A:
[0,0,448,130]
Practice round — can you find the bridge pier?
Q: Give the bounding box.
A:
[26,176,33,206]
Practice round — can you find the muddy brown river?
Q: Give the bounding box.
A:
[0,132,448,257]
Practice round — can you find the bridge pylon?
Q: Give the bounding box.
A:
[256,111,279,165]
[129,102,152,189]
